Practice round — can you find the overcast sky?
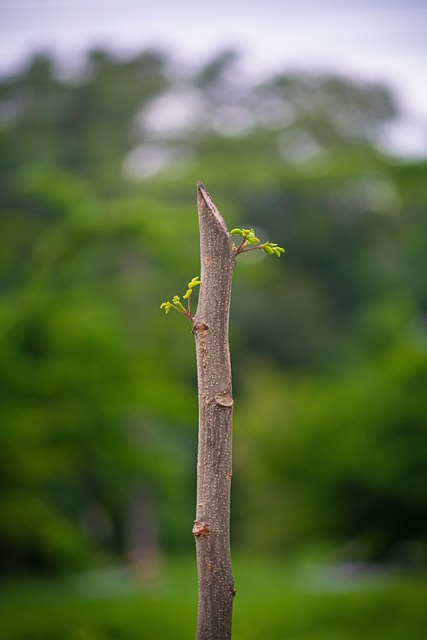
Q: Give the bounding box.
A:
[1,0,426,154]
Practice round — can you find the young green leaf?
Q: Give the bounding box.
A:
[231,228,285,257]
[160,276,201,322]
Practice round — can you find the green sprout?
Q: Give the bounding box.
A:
[160,276,201,322]
[161,230,283,321]
[230,228,285,257]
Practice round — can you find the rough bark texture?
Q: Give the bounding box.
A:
[192,182,236,640]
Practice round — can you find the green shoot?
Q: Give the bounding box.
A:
[160,276,201,322]
[160,229,283,320]
[230,228,285,257]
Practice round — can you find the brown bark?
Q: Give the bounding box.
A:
[192,182,236,640]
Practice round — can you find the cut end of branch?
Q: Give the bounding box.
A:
[197,181,229,235]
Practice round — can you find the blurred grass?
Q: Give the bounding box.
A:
[1,555,426,640]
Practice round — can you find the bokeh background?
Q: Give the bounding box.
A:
[1,1,427,638]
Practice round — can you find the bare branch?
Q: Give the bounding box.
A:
[193,182,236,640]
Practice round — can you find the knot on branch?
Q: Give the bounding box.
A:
[192,520,210,537]
[210,391,233,407]
[228,580,237,598]
[192,320,209,336]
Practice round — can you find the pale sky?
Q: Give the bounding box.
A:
[1,0,427,155]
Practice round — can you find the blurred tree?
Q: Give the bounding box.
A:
[262,72,397,147]
[234,333,427,563]
[0,49,168,193]
[0,165,197,574]
[1,47,426,574]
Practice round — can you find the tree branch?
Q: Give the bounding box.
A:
[192,181,236,640]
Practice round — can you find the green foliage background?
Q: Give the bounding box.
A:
[1,48,427,587]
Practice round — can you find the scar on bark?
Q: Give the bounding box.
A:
[193,520,209,537]
[192,321,209,335]
[193,321,209,368]
[214,392,233,407]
